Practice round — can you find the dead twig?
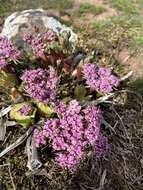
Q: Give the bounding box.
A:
[120,71,133,81]
[0,163,16,190]
[0,127,32,158]
[102,119,116,134]
[8,164,16,190]
[25,168,48,177]
[0,106,12,117]
[0,117,6,141]
[111,106,131,142]
[83,88,142,106]
[26,135,42,172]
[5,121,17,127]
[82,93,115,106]
[98,169,107,190]
[0,163,10,168]
[2,131,12,146]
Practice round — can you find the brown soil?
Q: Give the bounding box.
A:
[116,48,143,78]
[75,0,117,20]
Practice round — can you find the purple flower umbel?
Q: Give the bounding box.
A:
[21,67,58,104]
[23,30,56,57]
[83,63,119,93]
[43,100,85,168]
[19,104,32,116]
[0,36,21,69]
[33,100,106,169]
[94,132,109,159]
[83,105,102,145]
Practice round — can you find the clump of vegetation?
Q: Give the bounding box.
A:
[129,78,143,94]
[0,0,75,17]
[46,0,75,10]
[0,29,121,172]
[110,0,137,14]
[129,35,143,55]
[76,2,106,17]
[90,14,143,57]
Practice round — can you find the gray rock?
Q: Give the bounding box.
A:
[0,9,77,45]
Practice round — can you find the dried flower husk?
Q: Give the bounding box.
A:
[0,70,18,89]
[9,102,37,127]
[36,101,54,117]
[74,85,87,101]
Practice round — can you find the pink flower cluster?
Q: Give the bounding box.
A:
[95,132,109,159]
[83,105,102,145]
[33,100,106,168]
[19,104,32,116]
[33,128,46,146]
[20,67,58,103]
[83,63,119,93]
[0,36,21,69]
[23,30,56,57]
